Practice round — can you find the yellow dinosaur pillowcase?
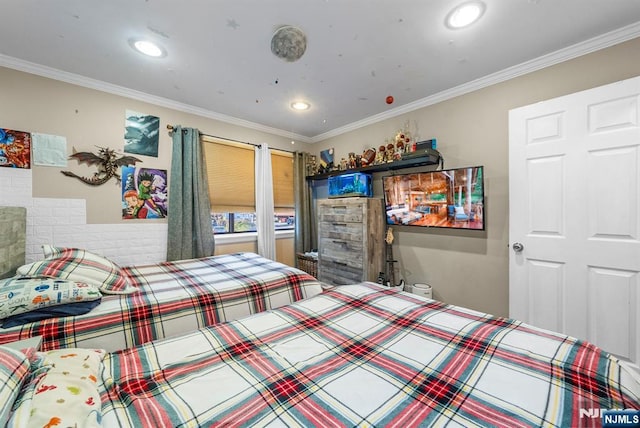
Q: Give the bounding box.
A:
[16,349,106,428]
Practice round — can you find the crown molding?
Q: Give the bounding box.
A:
[309,21,640,143]
[2,20,639,146]
[0,54,312,144]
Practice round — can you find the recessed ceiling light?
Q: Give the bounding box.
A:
[129,38,166,57]
[291,101,310,111]
[445,1,485,29]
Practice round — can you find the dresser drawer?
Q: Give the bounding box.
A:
[318,202,364,223]
[318,260,363,284]
[318,221,363,241]
[319,238,363,267]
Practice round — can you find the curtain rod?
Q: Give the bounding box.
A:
[166,124,297,154]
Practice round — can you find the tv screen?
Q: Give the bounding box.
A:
[382,166,484,230]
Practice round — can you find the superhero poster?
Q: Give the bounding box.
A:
[121,166,168,219]
[0,128,31,168]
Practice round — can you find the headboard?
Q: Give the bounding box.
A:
[0,206,27,279]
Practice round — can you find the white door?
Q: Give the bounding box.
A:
[509,76,640,364]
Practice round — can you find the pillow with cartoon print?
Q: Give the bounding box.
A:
[8,349,106,428]
[0,276,102,321]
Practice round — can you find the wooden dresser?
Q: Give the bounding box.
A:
[317,197,385,285]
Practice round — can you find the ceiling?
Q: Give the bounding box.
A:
[2,1,640,143]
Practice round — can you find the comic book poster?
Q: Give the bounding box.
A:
[124,110,160,157]
[121,166,168,219]
[0,128,31,168]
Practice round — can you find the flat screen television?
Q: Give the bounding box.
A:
[382,165,485,230]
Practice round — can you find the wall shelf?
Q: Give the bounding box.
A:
[306,151,441,180]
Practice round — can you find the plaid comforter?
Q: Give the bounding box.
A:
[0,252,322,352]
[99,283,639,428]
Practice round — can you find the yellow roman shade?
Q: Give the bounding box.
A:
[203,138,255,213]
[271,151,294,209]
[202,137,293,216]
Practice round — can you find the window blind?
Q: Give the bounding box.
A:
[203,138,255,213]
[271,150,294,210]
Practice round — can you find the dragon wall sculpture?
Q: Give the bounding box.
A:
[61,147,142,186]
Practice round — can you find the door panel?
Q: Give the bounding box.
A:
[588,267,637,360]
[528,156,565,236]
[587,146,638,240]
[509,76,640,364]
[527,259,564,333]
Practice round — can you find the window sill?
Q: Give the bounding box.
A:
[214,229,294,245]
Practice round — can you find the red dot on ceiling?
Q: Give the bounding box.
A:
[386,95,394,104]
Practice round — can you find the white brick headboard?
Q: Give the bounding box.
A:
[0,168,167,267]
[0,206,26,279]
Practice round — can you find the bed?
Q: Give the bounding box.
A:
[0,250,323,352]
[3,283,637,427]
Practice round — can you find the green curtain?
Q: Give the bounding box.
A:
[166,126,215,261]
[293,152,316,258]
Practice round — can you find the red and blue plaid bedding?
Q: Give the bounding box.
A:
[98,283,640,427]
[0,252,322,352]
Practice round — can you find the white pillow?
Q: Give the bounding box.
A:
[454,206,465,215]
[17,245,137,295]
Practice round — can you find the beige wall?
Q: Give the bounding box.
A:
[0,65,308,265]
[3,37,639,316]
[0,66,311,224]
[313,37,640,317]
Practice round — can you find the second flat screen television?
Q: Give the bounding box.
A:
[382,166,484,230]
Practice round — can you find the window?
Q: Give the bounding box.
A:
[203,137,294,234]
[271,150,295,231]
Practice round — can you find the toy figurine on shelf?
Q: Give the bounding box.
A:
[307,155,318,176]
[361,147,375,167]
[395,127,413,151]
[395,132,408,145]
[339,157,348,171]
[385,143,395,162]
[375,145,386,164]
[348,152,357,169]
[394,140,404,160]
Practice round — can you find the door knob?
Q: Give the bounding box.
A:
[512,242,524,252]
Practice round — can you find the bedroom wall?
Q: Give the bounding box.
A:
[312,37,640,317]
[2,37,639,317]
[0,66,309,267]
